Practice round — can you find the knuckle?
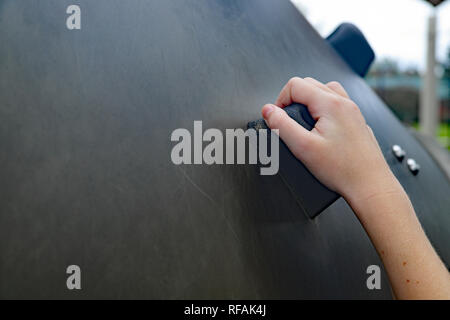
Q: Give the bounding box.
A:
[347,101,360,113]
[288,76,302,85]
[328,94,342,107]
[326,81,342,89]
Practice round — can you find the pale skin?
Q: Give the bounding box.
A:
[261,77,450,300]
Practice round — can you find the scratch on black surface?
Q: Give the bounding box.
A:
[179,167,216,204]
[178,167,241,243]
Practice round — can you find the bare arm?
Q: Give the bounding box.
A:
[261,77,450,300]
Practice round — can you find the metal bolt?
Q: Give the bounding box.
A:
[407,158,420,175]
[392,145,406,161]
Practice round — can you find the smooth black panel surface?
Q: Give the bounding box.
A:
[0,0,449,299]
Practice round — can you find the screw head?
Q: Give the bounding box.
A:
[407,158,420,175]
[392,145,406,161]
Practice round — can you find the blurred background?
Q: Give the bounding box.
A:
[292,0,450,151]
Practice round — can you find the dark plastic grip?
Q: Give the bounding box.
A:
[248,103,340,219]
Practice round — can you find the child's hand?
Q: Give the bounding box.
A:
[261,77,397,203]
[262,77,450,300]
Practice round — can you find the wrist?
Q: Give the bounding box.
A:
[343,169,404,212]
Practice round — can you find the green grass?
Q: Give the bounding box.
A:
[437,123,450,150]
[412,122,450,150]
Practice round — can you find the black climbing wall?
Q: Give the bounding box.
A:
[0,0,449,299]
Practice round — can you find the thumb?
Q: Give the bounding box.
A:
[262,104,315,157]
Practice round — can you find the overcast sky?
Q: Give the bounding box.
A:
[291,0,450,71]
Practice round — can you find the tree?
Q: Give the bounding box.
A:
[368,57,400,77]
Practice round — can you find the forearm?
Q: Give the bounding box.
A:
[346,174,450,299]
